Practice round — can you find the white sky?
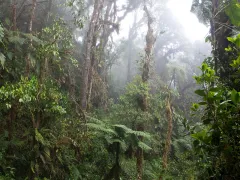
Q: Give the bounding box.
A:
[167,0,209,41]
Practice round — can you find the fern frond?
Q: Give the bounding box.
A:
[132,130,151,139]
[173,138,192,153]
[87,123,116,135]
[138,142,152,151]
[105,138,127,151]
[113,124,133,133]
[113,124,151,139]
[86,115,104,125]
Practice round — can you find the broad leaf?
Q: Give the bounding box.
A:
[195,89,206,96]
[231,89,240,104]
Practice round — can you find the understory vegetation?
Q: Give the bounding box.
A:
[0,0,239,179]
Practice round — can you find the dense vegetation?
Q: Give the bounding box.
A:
[0,0,239,179]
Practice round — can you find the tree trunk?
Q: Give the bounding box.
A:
[127,40,132,82]
[211,0,235,88]
[136,2,155,179]
[159,97,173,180]
[45,0,52,24]
[25,0,37,77]
[11,0,17,31]
[162,98,173,168]
[104,142,121,180]
[87,21,99,110]
[81,0,104,110]
[127,13,137,82]
[136,124,144,180]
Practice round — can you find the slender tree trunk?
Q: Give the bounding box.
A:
[127,13,138,82]
[28,0,36,33]
[115,142,120,180]
[136,2,155,179]
[81,0,104,110]
[6,105,16,156]
[159,97,173,180]
[87,20,99,109]
[25,0,37,77]
[11,0,17,31]
[87,64,95,110]
[99,0,112,61]
[136,124,144,180]
[127,30,133,82]
[45,0,52,24]
[163,99,173,163]
[103,142,120,180]
[211,0,217,75]
[127,42,132,82]
[11,0,17,77]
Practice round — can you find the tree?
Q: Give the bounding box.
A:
[80,0,104,110]
[190,0,240,178]
[191,0,239,89]
[134,1,156,179]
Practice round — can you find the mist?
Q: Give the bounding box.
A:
[1,0,239,179]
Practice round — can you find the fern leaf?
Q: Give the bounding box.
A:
[113,124,133,133]
[0,53,5,68]
[87,123,116,135]
[138,142,152,151]
[86,115,104,125]
[113,124,151,139]
[132,130,151,139]
[105,138,127,151]
[35,128,45,145]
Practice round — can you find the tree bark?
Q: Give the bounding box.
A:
[127,13,137,82]
[25,0,37,77]
[159,97,173,180]
[87,31,98,110]
[136,1,155,179]
[45,0,52,24]
[11,0,17,31]
[136,124,144,180]
[103,142,121,180]
[211,0,235,88]
[81,0,104,110]
[162,98,173,168]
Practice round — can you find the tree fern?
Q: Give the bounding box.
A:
[105,137,127,151]
[86,123,116,135]
[172,138,192,154]
[138,142,152,151]
[113,124,151,139]
[86,115,105,125]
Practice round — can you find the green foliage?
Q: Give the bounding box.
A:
[192,61,240,178]
[226,0,240,26]
[0,23,4,42]
[87,117,152,152]
[0,14,81,179]
[65,0,85,27]
[0,52,5,69]
[0,1,212,179]
[0,77,66,115]
[190,3,240,177]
